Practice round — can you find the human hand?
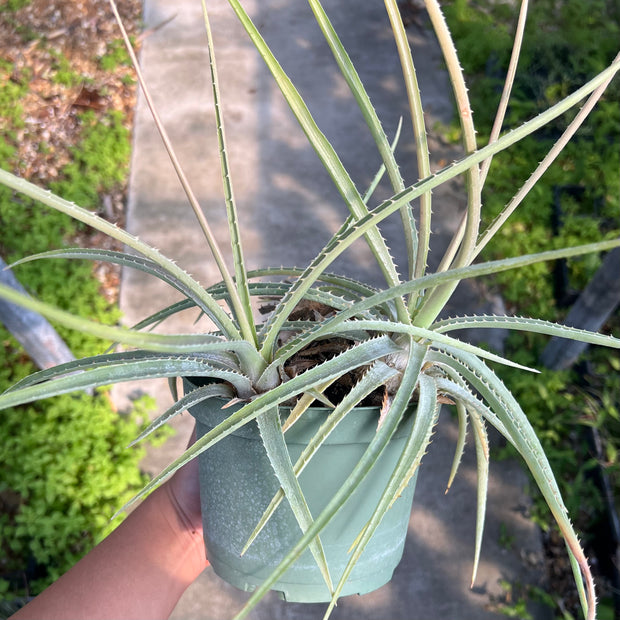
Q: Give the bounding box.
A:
[164,426,204,536]
[11,425,208,620]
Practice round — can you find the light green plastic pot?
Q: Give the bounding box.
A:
[185,378,417,603]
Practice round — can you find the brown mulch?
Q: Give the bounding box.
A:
[0,0,142,302]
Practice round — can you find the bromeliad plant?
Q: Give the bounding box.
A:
[0,0,619,617]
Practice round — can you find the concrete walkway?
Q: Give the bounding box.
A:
[117,1,548,617]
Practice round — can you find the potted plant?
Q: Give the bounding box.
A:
[0,0,619,617]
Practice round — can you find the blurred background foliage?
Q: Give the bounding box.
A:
[444,0,620,615]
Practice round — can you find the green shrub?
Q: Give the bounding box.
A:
[50,110,131,211]
[0,61,28,137]
[49,49,84,89]
[99,38,133,72]
[0,378,152,591]
[0,186,155,596]
[0,0,32,14]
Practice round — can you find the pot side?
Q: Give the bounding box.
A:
[184,377,417,603]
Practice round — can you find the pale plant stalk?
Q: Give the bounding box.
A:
[200,0,257,347]
[412,0,483,328]
[108,0,257,345]
[479,0,529,185]
[439,0,529,272]
[424,0,481,268]
[227,0,411,332]
[383,0,432,283]
[308,0,418,290]
[382,0,443,357]
[474,50,620,259]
